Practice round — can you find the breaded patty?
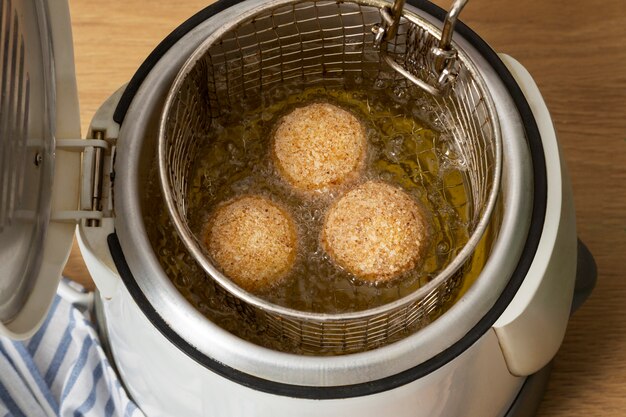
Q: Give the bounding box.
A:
[321,181,429,283]
[272,102,366,193]
[204,195,297,292]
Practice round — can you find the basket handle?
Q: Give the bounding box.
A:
[373,0,469,96]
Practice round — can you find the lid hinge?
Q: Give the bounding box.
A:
[54,130,116,227]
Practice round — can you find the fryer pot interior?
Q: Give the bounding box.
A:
[112,0,534,383]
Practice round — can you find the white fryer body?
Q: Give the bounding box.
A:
[77,54,579,417]
[96,282,523,417]
[74,6,578,417]
[76,53,578,417]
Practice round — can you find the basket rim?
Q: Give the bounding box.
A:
[157,0,502,324]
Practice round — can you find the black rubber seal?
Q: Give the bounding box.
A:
[108,0,548,400]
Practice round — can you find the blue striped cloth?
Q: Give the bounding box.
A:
[0,280,144,417]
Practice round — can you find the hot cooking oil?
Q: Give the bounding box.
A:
[145,82,490,353]
[184,84,471,312]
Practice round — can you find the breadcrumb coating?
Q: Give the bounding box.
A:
[204,195,297,292]
[321,181,429,283]
[272,103,366,192]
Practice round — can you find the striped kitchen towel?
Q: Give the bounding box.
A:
[0,279,145,417]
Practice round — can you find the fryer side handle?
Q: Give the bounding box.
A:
[493,54,578,377]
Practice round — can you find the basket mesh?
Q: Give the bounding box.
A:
[160,0,499,353]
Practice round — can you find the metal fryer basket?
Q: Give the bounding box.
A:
[158,0,501,353]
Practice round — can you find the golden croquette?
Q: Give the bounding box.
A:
[321,181,429,283]
[272,102,366,193]
[204,195,297,292]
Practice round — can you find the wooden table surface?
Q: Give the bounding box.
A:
[64,0,626,415]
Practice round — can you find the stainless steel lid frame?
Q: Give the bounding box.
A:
[0,0,56,323]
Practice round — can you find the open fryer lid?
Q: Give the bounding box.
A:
[0,0,80,337]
